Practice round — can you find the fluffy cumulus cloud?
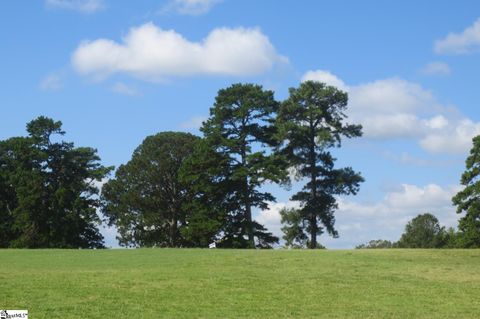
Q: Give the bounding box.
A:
[420,61,451,76]
[255,184,461,248]
[45,0,104,13]
[329,183,461,248]
[301,70,480,154]
[72,23,287,81]
[420,119,480,153]
[435,18,480,54]
[301,70,347,91]
[161,0,222,15]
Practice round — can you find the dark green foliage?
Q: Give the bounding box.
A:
[277,81,363,249]
[443,227,461,248]
[0,116,111,248]
[356,239,394,249]
[396,213,447,248]
[452,135,480,248]
[178,139,231,247]
[198,83,285,248]
[102,132,199,247]
[280,208,308,248]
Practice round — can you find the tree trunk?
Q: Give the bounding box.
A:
[240,134,255,248]
[309,215,318,249]
[245,196,255,248]
[243,171,255,248]
[170,217,177,247]
[308,122,318,249]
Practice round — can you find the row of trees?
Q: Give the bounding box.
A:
[102,82,364,248]
[0,81,364,248]
[356,213,456,249]
[357,136,480,249]
[357,211,479,249]
[2,81,480,249]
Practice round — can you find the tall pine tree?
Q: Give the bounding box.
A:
[200,83,285,248]
[277,81,363,248]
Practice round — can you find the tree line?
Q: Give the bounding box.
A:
[357,136,480,249]
[101,82,363,249]
[356,213,458,249]
[1,81,479,249]
[356,136,480,249]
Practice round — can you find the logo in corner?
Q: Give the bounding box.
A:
[0,310,28,319]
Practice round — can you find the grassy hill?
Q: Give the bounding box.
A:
[1,249,479,318]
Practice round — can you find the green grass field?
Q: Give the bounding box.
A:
[1,249,479,318]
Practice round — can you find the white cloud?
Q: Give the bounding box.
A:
[111,82,140,96]
[301,70,348,91]
[331,183,461,248]
[39,73,63,91]
[161,0,222,15]
[256,183,461,248]
[435,18,480,54]
[349,78,436,115]
[45,0,104,13]
[420,119,480,153]
[72,23,287,81]
[301,70,480,154]
[424,115,448,129]
[180,116,207,130]
[359,113,423,139]
[255,201,300,242]
[420,61,451,76]
[383,184,456,211]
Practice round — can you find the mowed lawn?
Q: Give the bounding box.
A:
[1,249,479,318]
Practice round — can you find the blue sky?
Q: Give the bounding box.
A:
[2,0,480,248]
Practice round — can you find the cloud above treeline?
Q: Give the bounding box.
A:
[71,23,287,81]
[256,183,461,248]
[435,18,480,54]
[301,70,480,154]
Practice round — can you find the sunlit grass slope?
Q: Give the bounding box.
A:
[1,249,479,318]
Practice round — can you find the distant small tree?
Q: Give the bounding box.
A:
[396,213,447,248]
[356,239,393,249]
[452,135,480,248]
